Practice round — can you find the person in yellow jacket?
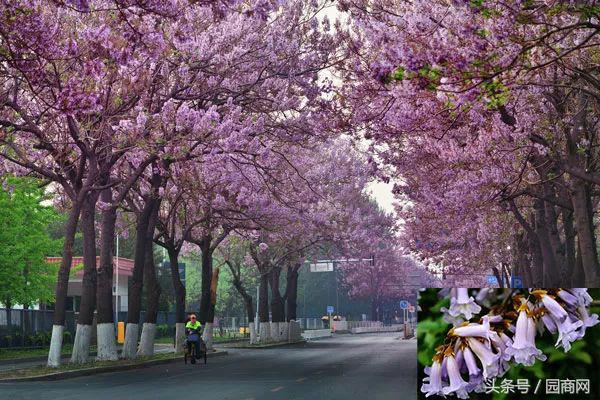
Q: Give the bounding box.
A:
[185,314,203,363]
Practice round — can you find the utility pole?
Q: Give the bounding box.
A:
[114,235,119,326]
[255,286,259,332]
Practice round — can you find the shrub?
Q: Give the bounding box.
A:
[25,334,35,346]
[156,324,171,338]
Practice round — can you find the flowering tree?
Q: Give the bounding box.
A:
[336,1,600,287]
[419,288,599,399]
[1,0,341,364]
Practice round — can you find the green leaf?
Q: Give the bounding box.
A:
[571,351,592,364]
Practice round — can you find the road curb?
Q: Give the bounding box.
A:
[0,350,228,382]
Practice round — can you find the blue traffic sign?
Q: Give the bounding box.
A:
[399,300,409,309]
[487,275,498,285]
[327,306,334,314]
[511,276,523,288]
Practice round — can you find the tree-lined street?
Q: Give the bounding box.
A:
[1,333,415,400]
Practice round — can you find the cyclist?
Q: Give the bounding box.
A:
[185,314,203,363]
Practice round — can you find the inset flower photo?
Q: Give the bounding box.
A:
[417,288,600,399]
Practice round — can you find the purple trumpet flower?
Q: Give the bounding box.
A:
[577,304,599,335]
[475,288,491,304]
[463,346,484,392]
[421,360,445,397]
[554,316,584,352]
[466,337,501,379]
[442,355,470,399]
[489,331,510,361]
[448,288,482,320]
[570,288,592,306]
[541,313,557,334]
[541,294,568,322]
[505,309,546,366]
[557,290,579,307]
[441,306,466,326]
[453,318,492,340]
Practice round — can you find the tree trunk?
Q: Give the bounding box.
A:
[5,300,11,330]
[96,188,118,361]
[534,199,560,286]
[258,269,270,344]
[562,208,577,284]
[203,267,220,350]
[492,266,504,288]
[370,298,379,321]
[563,91,600,286]
[199,237,213,324]
[139,205,160,357]
[570,181,600,286]
[231,279,254,323]
[573,239,586,286]
[525,215,544,287]
[285,266,299,321]
[48,194,83,367]
[71,197,97,364]
[122,196,155,359]
[258,271,269,322]
[143,243,160,325]
[269,267,285,322]
[166,247,186,352]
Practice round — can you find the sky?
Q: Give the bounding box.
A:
[366,181,396,214]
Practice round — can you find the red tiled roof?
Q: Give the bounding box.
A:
[46,256,135,277]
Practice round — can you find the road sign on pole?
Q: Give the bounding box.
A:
[399,300,409,309]
[511,276,523,288]
[327,305,334,314]
[310,262,334,272]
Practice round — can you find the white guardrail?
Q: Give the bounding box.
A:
[301,329,333,340]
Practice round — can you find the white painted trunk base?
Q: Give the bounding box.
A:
[121,323,139,359]
[96,323,118,361]
[202,323,214,350]
[249,323,258,344]
[259,322,271,344]
[279,322,289,343]
[47,325,64,367]
[71,324,92,364]
[269,322,280,342]
[289,321,302,341]
[175,323,186,353]
[137,323,157,356]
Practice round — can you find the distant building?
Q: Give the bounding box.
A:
[45,256,134,312]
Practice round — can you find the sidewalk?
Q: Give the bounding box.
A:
[0,343,174,372]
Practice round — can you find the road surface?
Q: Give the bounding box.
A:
[1,333,416,400]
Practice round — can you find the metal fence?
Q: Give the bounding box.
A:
[0,308,77,347]
[1,308,391,348]
[0,308,252,348]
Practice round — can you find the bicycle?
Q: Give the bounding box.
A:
[184,332,207,365]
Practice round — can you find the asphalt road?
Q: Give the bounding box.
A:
[0,333,416,400]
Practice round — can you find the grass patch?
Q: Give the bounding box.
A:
[0,345,79,361]
[0,352,178,380]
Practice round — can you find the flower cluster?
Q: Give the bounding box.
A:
[421,289,598,399]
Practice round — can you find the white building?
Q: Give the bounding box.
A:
[45,256,134,312]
